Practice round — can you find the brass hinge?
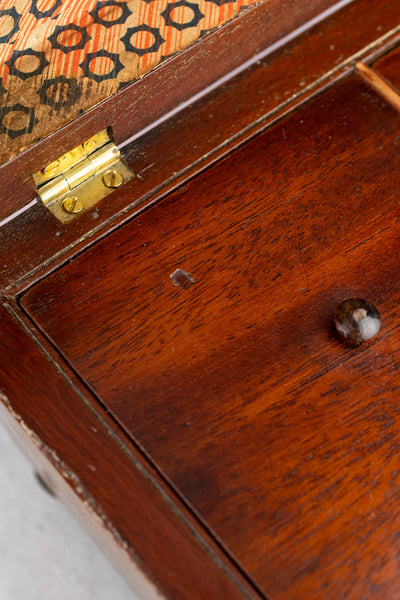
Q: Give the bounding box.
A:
[33,129,135,223]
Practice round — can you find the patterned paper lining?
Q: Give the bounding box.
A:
[0,0,259,164]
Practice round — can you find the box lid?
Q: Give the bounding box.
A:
[0,0,261,164]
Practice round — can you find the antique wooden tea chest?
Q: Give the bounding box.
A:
[2,0,400,598]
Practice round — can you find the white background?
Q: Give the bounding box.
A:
[0,422,138,600]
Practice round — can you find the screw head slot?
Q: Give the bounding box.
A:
[102,169,124,188]
[62,196,84,214]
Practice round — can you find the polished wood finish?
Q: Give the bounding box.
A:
[0,0,338,219]
[2,0,400,297]
[1,0,400,225]
[373,43,400,92]
[22,74,400,599]
[356,60,400,111]
[2,4,400,599]
[0,303,260,600]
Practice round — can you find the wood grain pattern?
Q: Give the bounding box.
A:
[0,0,338,218]
[2,0,400,297]
[0,303,260,600]
[22,75,400,598]
[373,43,400,93]
[355,61,400,112]
[1,0,400,224]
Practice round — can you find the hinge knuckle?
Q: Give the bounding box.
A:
[33,129,135,223]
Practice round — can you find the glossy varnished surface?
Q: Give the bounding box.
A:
[1,0,400,296]
[373,43,400,91]
[0,0,345,219]
[22,76,400,598]
[0,304,259,600]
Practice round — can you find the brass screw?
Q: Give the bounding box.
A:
[82,140,95,151]
[102,169,124,188]
[62,196,84,214]
[42,160,60,176]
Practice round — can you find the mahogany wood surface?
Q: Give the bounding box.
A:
[0,0,342,220]
[355,61,400,113]
[22,75,400,598]
[0,303,260,600]
[0,0,399,224]
[3,4,400,600]
[2,0,400,297]
[373,43,400,91]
